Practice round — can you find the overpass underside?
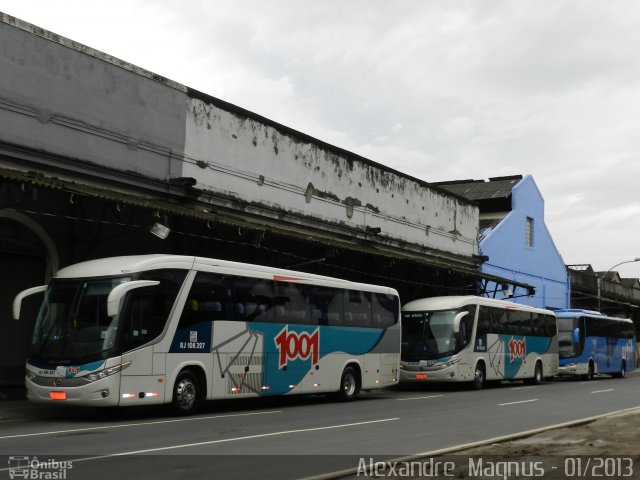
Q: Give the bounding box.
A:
[1,141,492,297]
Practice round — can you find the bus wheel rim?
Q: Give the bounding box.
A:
[177,378,197,409]
[475,367,483,384]
[343,373,356,396]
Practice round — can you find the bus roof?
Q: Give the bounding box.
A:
[555,309,633,323]
[53,254,398,294]
[402,296,554,315]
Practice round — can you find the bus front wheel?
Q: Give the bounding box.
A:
[336,366,360,401]
[582,362,594,381]
[171,370,202,415]
[472,363,485,390]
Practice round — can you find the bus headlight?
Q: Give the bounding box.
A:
[25,372,36,382]
[437,358,460,369]
[83,361,131,383]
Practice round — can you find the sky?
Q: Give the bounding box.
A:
[2,1,640,277]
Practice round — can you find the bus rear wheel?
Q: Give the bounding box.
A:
[525,362,543,385]
[533,362,543,384]
[336,366,360,401]
[613,361,626,379]
[171,370,202,415]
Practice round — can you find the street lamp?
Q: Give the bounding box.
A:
[597,258,640,311]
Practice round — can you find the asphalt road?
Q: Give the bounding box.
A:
[1,374,639,479]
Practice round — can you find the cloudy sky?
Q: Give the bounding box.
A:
[2,1,640,277]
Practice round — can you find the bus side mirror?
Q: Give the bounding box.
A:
[13,285,47,320]
[107,280,160,317]
[573,327,580,344]
[453,311,469,333]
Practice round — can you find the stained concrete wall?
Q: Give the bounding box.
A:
[183,95,478,256]
[0,12,479,261]
[0,14,186,180]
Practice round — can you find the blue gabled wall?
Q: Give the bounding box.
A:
[480,175,570,309]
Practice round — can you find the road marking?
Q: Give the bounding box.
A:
[498,399,538,406]
[0,410,283,440]
[591,389,614,394]
[102,417,399,455]
[0,416,399,470]
[396,395,444,401]
[509,386,537,390]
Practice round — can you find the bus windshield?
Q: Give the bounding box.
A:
[30,270,186,364]
[557,317,580,358]
[401,308,473,361]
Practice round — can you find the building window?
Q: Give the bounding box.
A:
[526,217,534,247]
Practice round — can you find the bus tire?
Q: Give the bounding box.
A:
[336,366,360,401]
[532,362,543,384]
[472,362,485,390]
[171,370,202,415]
[525,362,543,385]
[613,361,626,379]
[582,361,594,381]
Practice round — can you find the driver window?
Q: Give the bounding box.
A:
[119,270,185,351]
[457,305,476,348]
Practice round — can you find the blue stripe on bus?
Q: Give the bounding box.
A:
[249,323,384,396]
[169,320,385,395]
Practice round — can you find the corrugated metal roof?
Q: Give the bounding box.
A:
[567,264,594,273]
[434,176,523,201]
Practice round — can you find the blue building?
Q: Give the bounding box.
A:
[435,175,570,309]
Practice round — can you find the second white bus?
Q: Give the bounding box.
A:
[400,296,558,388]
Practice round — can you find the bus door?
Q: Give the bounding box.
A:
[119,272,187,404]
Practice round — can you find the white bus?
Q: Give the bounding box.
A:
[13,255,400,414]
[400,296,558,389]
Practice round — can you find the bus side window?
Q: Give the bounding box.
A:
[372,293,398,328]
[545,314,557,337]
[179,273,232,329]
[476,306,490,337]
[531,313,543,336]
[496,308,510,335]
[510,311,532,336]
[273,282,312,325]
[485,307,502,334]
[120,282,178,350]
[308,286,341,326]
[326,288,344,326]
[505,311,518,335]
[458,305,476,346]
[234,277,275,323]
[623,322,635,339]
[343,290,372,327]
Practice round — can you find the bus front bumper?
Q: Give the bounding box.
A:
[557,363,588,377]
[399,365,460,383]
[25,374,121,407]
